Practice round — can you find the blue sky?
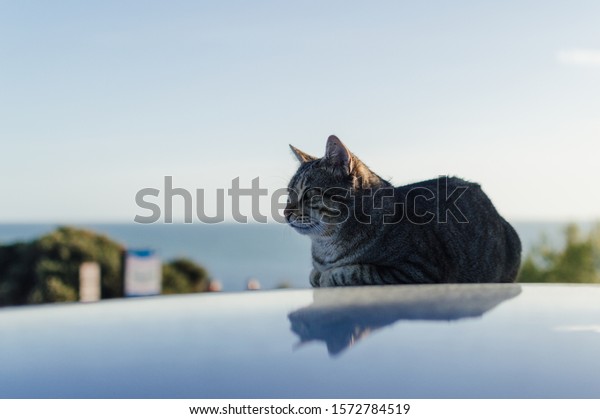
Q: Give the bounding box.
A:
[1,1,599,222]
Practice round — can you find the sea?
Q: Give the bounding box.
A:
[0,221,595,291]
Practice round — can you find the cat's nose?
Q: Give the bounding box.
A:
[283,208,293,219]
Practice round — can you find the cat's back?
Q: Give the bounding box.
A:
[391,176,521,283]
[393,176,487,224]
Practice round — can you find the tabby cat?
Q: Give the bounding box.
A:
[285,135,521,287]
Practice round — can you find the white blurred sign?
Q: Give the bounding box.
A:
[124,249,162,297]
[79,261,101,303]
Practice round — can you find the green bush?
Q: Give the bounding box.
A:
[518,223,600,283]
[34,227,125,301]
[0,226,210,306]
[162,258,210,294]
[0,226,125,305]
[0,242,38,305]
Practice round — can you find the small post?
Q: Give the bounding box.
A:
[79,262,101,303]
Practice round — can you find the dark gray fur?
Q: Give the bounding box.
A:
[285,135,522,287]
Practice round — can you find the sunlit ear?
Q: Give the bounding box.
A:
[289,144,317,163]
[325,135,353,173]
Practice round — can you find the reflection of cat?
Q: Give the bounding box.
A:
[285,135,522,287]
[288,284,522,356]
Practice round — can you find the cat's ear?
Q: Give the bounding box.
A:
[325,135,353,173]
[289,145,317,164]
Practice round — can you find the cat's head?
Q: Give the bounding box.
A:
[284,135,386,236]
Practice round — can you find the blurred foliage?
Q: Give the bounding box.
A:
[0,226,210,307]
[518,223,600,283]
[162,257,210,294]
[0,226,124,306]
[34,227,125,302]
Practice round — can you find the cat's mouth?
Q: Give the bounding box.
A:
[287,218,318,234]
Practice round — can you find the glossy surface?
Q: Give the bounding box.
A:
[1,284,600,398]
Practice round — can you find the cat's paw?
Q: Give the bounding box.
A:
[317,269,341,287]
[319,265,368,286]
[318,271,335,287]
[309,269,321,288]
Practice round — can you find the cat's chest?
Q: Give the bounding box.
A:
[311,240,356,271]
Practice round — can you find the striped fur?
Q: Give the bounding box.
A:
[285,135,522,287]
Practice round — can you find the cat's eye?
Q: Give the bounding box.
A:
[286,189,300,203]
[302,189,322,200]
